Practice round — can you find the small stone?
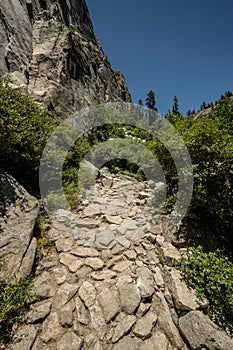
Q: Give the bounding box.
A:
[79,281,96,308]
[91,270,117,281]
[133,311,157,339]
[136,267,155,298]
[112,314,136,343]
[116,235,131,248]
[60,302,74,327]
[112,246,125,255]
[124,249,137,260]
[147,233,157,243]
[76,265,92,279]
[89,301,106,340]
[158,242,181,265]
[140,329,168,350]
[52,266,67,285]
[109,224,119,230]
[149,224,163,235]
[75,296,89,325]
[83,206,101,217]
[95,229,116,248]
[137,303,151,317]
[83,333,103,350]
[7,325,37,350]
[55,238,74,252]
[33,271,56,300]
[27,300,52,323]
[54,283,79,308]
[147,250,160,265]
[156,235,165,246]
[41,312,64,343]
[154,266,165,290]
[121,219,138,230]
[57,331,83,350]
[105,214,122,225]
[128,210,136,217]
[101,249,113,261]
[98,287,120,323]
[85,257,104,270]
[118,283,141,314]
[112,260,132,272]
[71,246,99,257]
[138,191,150,199]
[60,252,84,272]
[102,177,113,188]
[111,336,141,350]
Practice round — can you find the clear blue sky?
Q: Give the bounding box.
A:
[86,0,233,115]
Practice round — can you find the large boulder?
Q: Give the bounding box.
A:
[0,170,39,282]
[179,310,233,350]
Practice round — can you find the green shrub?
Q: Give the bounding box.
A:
[0,80,60,194]
[178,246,233,321]
[0,277,32,344]
[176,118,233,248]
[34,215,52,259]
[213,98,233,135]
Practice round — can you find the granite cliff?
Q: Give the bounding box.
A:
[0,0,131,118]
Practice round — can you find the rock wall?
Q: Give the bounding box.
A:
[0,0,131,118]
[0,170,39,282]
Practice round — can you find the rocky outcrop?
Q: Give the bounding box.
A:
[0,0,131,118]
[0,170,39,282]
[6,170,233,349]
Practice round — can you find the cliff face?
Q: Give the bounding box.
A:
[0,0,131,118]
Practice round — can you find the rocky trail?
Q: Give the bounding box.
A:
[5,169,233,350]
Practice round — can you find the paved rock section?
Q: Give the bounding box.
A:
[6,170,233,349]
[0,170,39,282]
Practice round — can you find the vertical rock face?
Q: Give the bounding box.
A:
[0,0,131,118]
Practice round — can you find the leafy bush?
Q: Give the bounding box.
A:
[0,277,32,344]
[176,118,233,248]
[0,80,60,194]
[179,246,233,321]
[213,98,233,135]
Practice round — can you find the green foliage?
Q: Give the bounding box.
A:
[0,80,60,194]
[176,118,233,247]
[0,277,32,343]
[179,246,233,321]
[165,111,184,124]
[34,215,52,259]
[213,97,233,135]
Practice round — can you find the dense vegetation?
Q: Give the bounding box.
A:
[0,80,60,194]
[179,246,233,324]
[0,82,232,334]
[0,277,32,343]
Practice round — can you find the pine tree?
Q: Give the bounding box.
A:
[138,99,144,107]
[172,95,179,114]
[200,101,207,110]
[224,90,233,98]
[145,90,158,111]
